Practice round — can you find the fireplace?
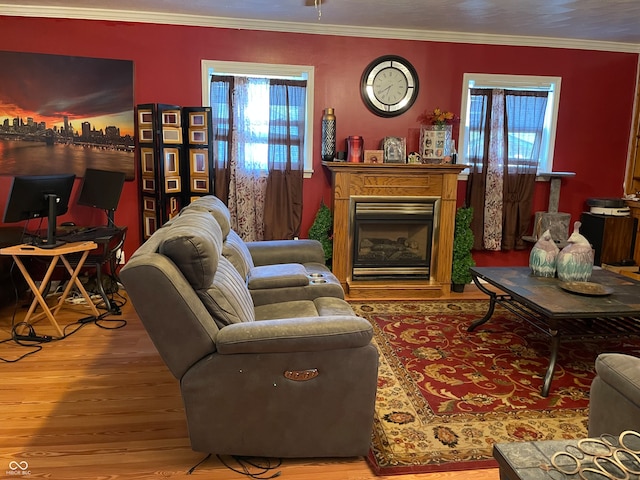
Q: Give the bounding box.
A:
[352,199,438,279]
[322,161,467,299]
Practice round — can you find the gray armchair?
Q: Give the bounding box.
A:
[120,209,378,458]
[588,353,640,436]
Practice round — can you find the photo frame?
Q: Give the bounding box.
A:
[142,177,156,193]
[139,128,154,142]
[382,137,406,163]
[144,212,157,238]
[164,148,179,174]
[141,148,154,173]
[192,178,209,192]
[162,111,181,127]
[162,127,182,144]
[138,110,153,125]
[189,112,207,127]
[164,177,181,193]
[143,196,156,212]
[190,150,208,174]
[190,129,207,144]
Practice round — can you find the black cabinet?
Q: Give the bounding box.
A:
[580,212,637,266]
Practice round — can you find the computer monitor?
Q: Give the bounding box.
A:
[77,168,126,226]
[3,173,76,248]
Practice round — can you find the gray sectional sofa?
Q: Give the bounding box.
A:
[120,196,378,458]
[588,353,640,437]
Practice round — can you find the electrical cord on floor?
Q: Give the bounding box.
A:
[187,454,282,478]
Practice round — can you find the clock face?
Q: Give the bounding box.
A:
[361,55,419,117]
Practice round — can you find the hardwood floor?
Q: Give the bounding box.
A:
[0,286,499,479]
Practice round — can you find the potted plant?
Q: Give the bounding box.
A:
[451,206,475,292]
[308,200,333,266]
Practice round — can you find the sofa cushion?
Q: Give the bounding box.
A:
[188,195,232,238]
[158,213,223,290]
[223,230,255,279]
[595,353,640,406]
[198,256,256,328]
[248,263,309,290]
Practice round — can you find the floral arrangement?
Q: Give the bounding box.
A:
[417,107,459,126]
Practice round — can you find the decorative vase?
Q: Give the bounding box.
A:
[556,221,594,282]
[346,135,364,163]
[420,124,452,164]
[529,229,559,277]
[321,108,336,162]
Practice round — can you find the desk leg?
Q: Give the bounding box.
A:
[11,255,65,338]
[468,273,498,332]
[52,252,100,319]
[541,331,560,398]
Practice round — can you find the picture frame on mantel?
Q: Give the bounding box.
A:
[382,136,406,163]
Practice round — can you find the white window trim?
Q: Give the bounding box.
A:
[457,73,562,179]
[201,59,315,178]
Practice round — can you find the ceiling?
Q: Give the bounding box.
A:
[1,0,640,51]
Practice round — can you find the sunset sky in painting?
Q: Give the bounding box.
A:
[0,51,134,136]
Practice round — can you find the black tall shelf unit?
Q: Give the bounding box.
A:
[135,103,214,240]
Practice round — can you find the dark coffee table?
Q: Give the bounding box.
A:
[469,266,640,397]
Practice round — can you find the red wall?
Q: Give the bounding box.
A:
[0,16,637,267]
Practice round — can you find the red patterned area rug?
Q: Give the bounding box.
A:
[349,300,640,476]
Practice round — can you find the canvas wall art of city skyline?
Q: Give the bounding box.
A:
[0,50,134,179]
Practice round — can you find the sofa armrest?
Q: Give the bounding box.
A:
[215,316,372,354]
[594,353,640,406]
[246,239,325,266]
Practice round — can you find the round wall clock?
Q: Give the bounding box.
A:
[360,55,419,117]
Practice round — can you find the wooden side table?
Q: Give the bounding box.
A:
[0,241,100,338]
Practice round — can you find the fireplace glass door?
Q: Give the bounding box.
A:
[352,202,434,279]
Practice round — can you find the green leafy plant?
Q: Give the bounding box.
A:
[451,206,475,286]
[308,201,333,264]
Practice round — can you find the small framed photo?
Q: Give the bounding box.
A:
[164,148,179,174]
[189,112,207,127]
[144,213,157,238]
[139,128,153,142]
[364,150,383,164]
[190,150,208,174]
[190,129,207,144]
[162,127,182,144]
[142,177,156,193]
[165,177,181,193]
[138,110,153,125]
[162,110,181,127]
[143,196,156,212]
[382,137,406,163]
[141,148,154,173]
[192,178,209,192]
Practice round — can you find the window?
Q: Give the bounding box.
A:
[458,73,561,174]
[201,60,315,176]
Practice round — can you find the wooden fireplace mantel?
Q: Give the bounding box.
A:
[322,161,468,300]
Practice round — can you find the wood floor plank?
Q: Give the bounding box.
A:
[0,286,499,479]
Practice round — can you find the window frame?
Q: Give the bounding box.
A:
[458,73,562,176]
[201,60,315,177]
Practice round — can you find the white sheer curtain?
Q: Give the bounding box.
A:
[223,76,269,241]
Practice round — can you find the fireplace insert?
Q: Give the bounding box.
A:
[352,200,436,279]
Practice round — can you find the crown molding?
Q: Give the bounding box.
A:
[1,4,639,54]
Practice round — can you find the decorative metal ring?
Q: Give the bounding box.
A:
[619,431,640,454]
[613,448,640,475]
[578,438,615,457]
[580,467,619,480]
[551,451,580,475]
[601,433,619,447]
[593,456,630,480]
